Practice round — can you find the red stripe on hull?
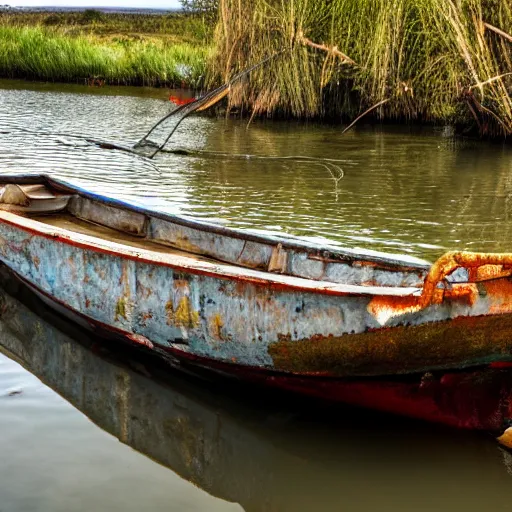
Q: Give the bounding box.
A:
[167,348,512,432]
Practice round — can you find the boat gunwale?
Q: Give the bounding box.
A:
[0,174,431,272]
[0,208,422,298]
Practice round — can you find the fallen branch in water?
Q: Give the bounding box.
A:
[134,51,285,159]
[342,98,390,134]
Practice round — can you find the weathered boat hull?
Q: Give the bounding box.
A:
[0,266,510,433]
[1,267,512,437]
[2,212,512,382]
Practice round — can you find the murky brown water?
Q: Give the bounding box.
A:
[2,80,512,511]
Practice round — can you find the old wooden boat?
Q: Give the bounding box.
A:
[2,174,512,431]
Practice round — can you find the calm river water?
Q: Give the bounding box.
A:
[2,80,512,511]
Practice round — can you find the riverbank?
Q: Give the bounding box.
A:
[0,10,210,87]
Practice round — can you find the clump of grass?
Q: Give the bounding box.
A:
[210,0,512,135]
[0,25,209,87]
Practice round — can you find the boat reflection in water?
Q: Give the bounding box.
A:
[2,266,512,512]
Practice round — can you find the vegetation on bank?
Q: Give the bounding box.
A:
[211,0,512,135]
[3,3,512,136]
[0,10,211,87]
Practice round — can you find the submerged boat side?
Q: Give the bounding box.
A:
[0,176,512,378]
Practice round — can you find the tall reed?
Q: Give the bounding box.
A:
[210,0,512,134]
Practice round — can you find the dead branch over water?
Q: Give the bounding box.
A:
[297,31,356,66]
[210,0,512,136]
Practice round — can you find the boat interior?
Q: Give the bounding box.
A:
[0,182,432,287]
[0,183,211,260]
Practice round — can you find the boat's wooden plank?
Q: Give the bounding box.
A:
[149,217,247,267]
[289,252,325,280]
[37,213,216,262]
[236,240,273,270]
[68,195,147,237]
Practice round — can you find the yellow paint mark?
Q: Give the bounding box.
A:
[165,299,174,325]
[165,279,200,329]
[175,296,200,328]
[166,297,200,328]
[209,313,225,340]
[115,297,127,321]
[113,262,134,323]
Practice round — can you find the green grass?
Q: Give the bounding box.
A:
[0,11,211,87]
[210,0,512,135]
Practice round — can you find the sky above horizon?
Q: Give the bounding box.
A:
[10,0,181,8]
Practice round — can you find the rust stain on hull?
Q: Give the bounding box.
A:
[268,313,512,376]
